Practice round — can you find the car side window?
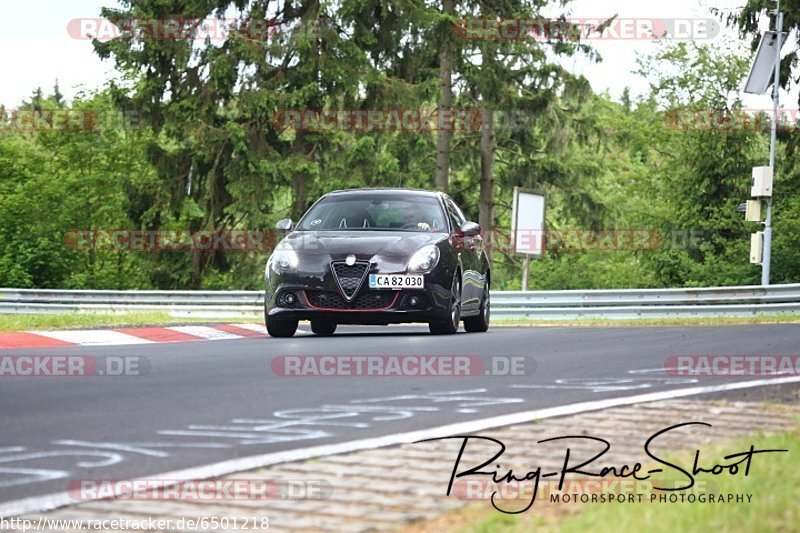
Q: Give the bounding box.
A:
[444,198,465,232]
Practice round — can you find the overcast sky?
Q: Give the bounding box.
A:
[0,0,782,109]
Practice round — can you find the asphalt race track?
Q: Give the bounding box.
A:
[1,324,798,506]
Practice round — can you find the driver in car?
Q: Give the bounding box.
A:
[402,206,431,231]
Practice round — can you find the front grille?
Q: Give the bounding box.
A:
[331,261,370,301]
[306,290,396,310]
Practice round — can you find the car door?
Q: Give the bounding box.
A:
[444,196,482,313]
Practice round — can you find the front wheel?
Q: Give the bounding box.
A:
[429,274,461,335]
[266,316,298,338]
[464,278,490,333]
[311,320,337,336]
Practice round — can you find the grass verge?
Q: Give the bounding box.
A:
[0,312,252,332]
[493,314,800,328]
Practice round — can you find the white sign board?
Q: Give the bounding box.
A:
[511,187,545,256]
[744,31,787,94]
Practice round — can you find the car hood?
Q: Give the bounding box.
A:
[280,231,447,259]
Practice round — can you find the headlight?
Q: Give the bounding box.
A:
[268,247,299,275]
[408,245,440,273]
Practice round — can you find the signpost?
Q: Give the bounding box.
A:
[743,2,785,285]
[511,187,546,291]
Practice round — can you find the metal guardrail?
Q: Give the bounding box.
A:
[1,284,799,319]
[490,284,800,319]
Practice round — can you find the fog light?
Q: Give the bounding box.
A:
[278,292,297,306]
[409,296,420,307]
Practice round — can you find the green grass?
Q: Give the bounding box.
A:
[462,430,800,533]
[0,312,257,332]
[493,314,800,328]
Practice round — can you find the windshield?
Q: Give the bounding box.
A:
[297,195,447,232]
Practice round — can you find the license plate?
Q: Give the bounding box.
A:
[369,274,424,289]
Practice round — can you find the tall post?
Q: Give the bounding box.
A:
[522,256,530,291]
[762,3,782,286]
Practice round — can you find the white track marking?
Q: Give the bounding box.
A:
[52,441,171,458]
[230,323,268,334]
[0,451,122,469]
[3,375,800,518]
[53,441,229,451]
[512,376,699,393]
[31,330,153,346]
[0,468,69,490]
[165,326,243,340]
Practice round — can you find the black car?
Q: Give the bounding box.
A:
[264,188,490,337]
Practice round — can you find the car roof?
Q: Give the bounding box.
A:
[324,188,444,199]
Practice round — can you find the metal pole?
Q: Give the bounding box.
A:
[762,3,782,286]
[522,256,530,291]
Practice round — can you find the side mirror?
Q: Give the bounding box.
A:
[275,218,293,232]
[459,221,481,237]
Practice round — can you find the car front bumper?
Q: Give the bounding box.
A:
[265,274,453,325]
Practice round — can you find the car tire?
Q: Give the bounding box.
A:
[429,274,461,335]
[464,278,490,333]
[266,316,298,338]
[311,320,337,336]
